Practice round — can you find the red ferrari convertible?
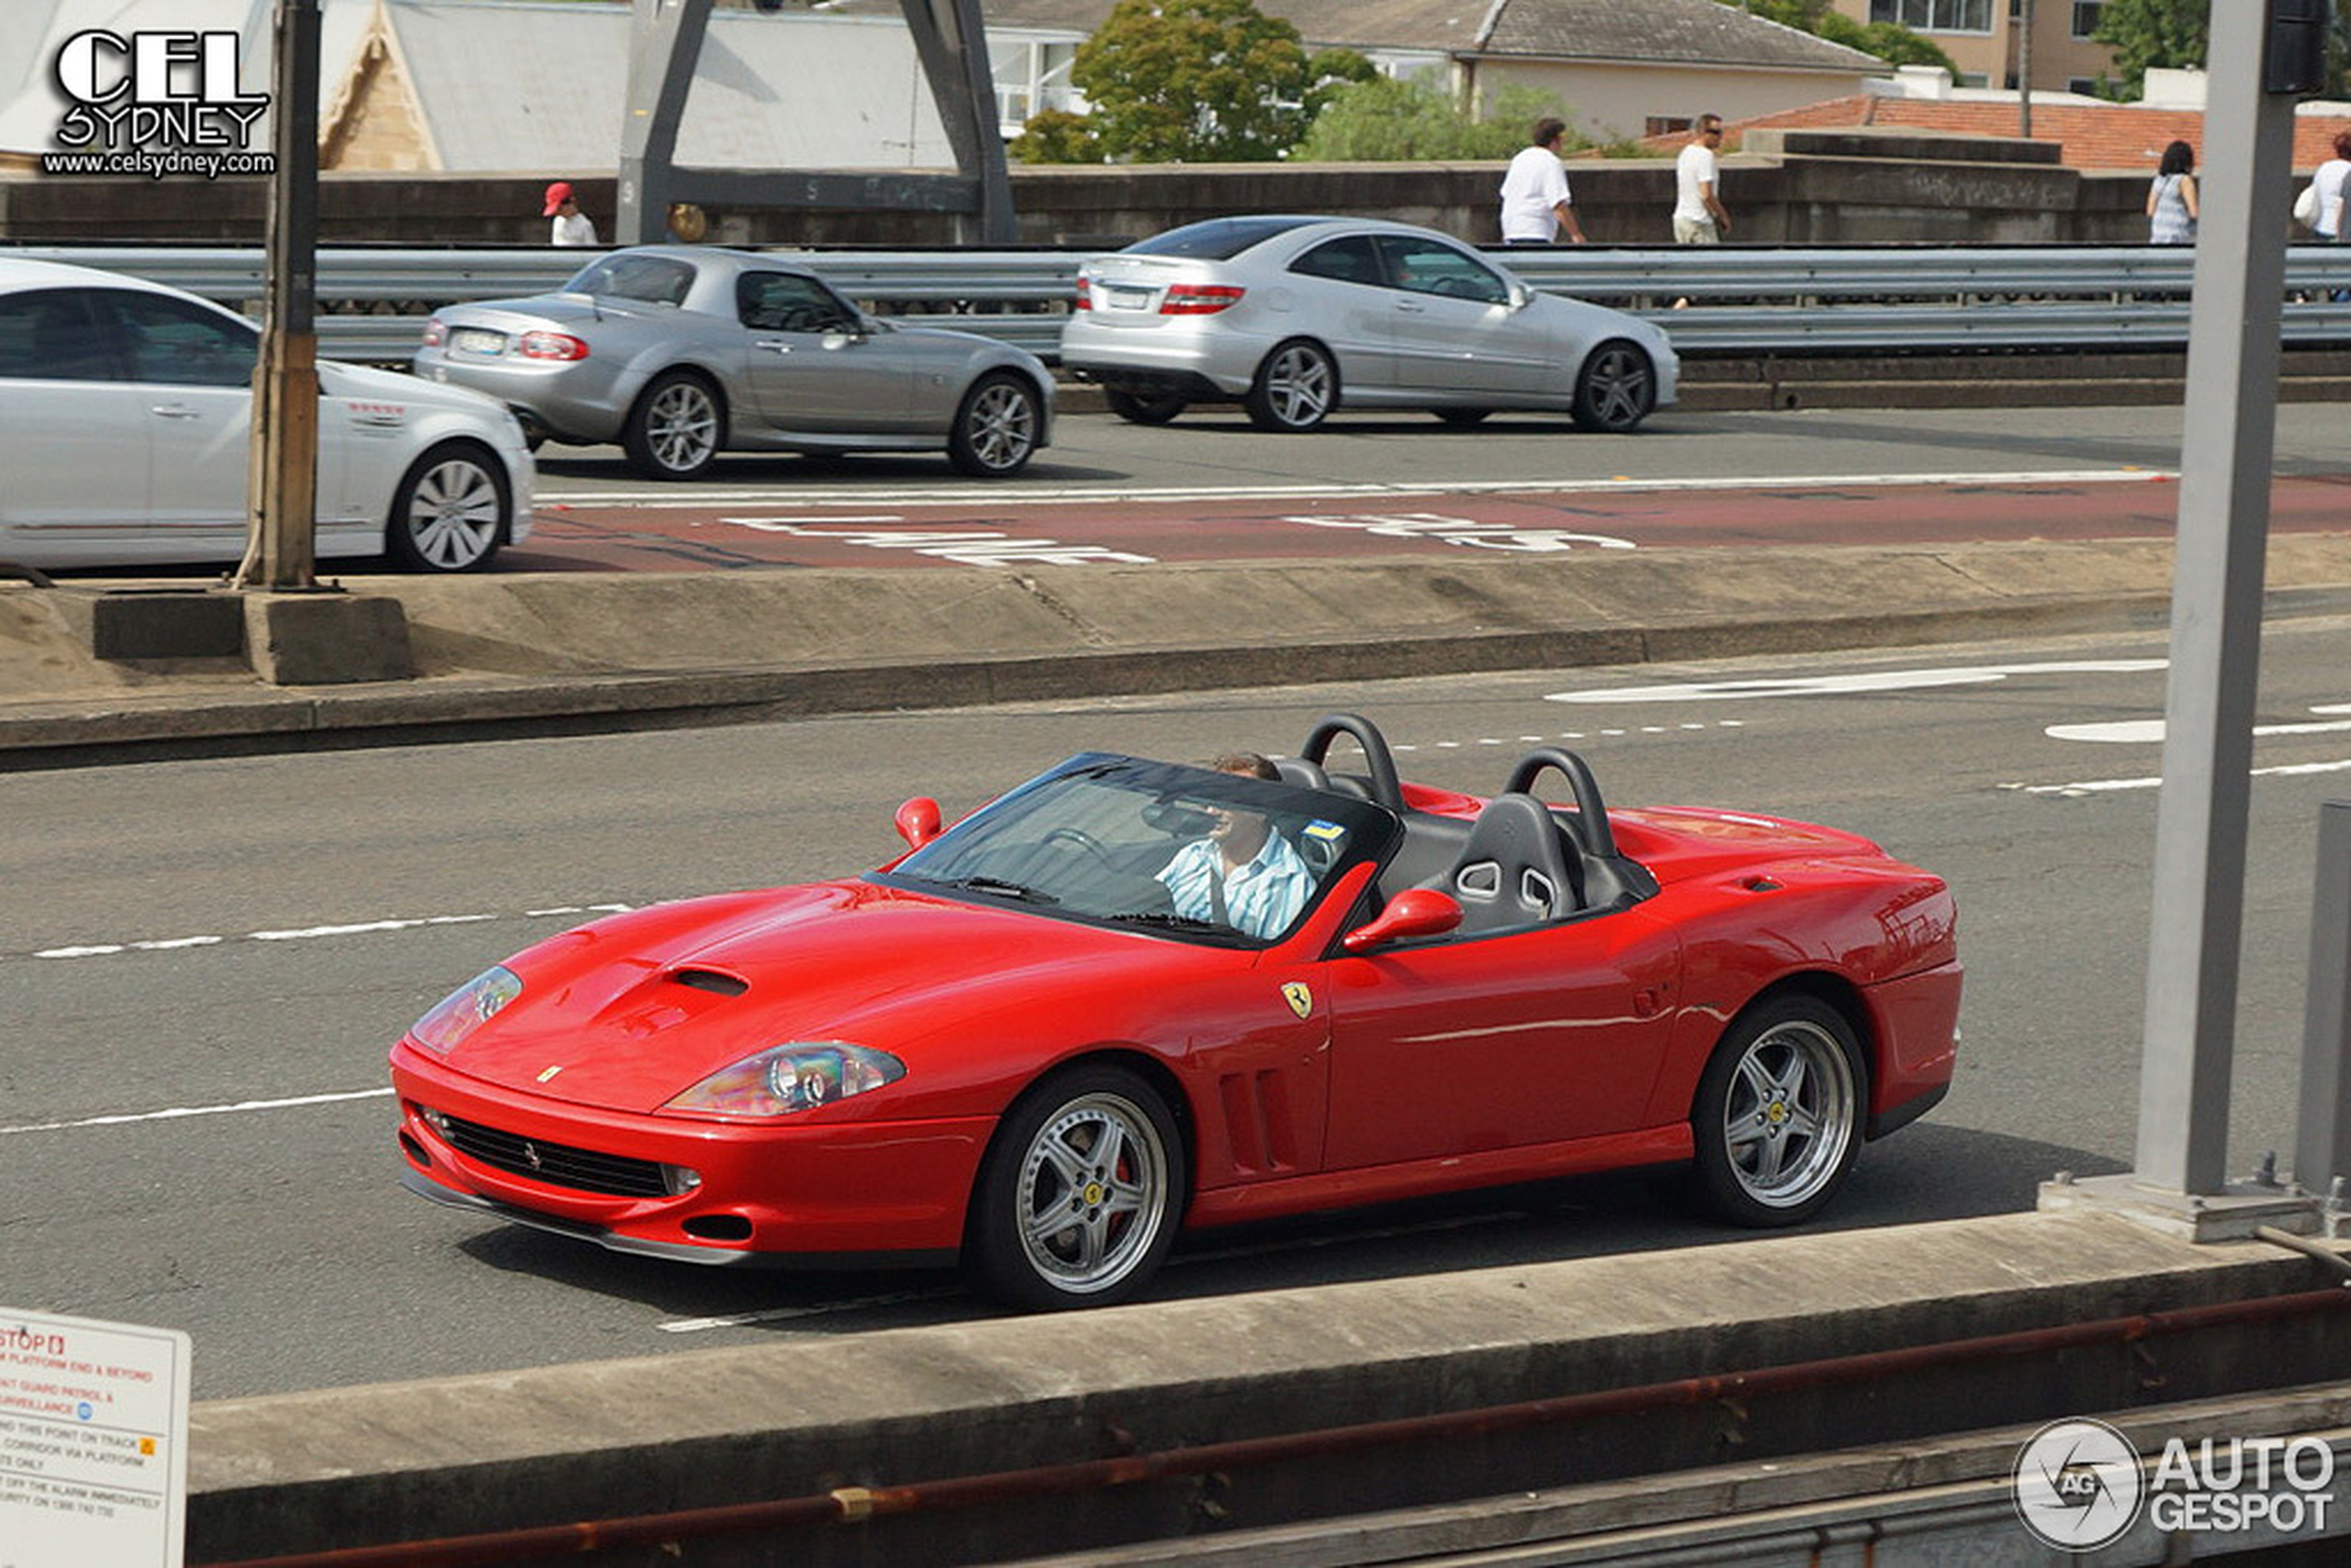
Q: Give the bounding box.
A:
[392,714,1960,1308]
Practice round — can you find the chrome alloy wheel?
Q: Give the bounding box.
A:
[1574,342,1655,432]
[401,456,502,570]
[962,380,1038,473]
[1719,1017,1858,1210]
[1014,1091,1168,1296]
[645,380,719,473]
[1248,341,1336,430]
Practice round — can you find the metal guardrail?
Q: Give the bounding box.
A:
[14,243,2351,364]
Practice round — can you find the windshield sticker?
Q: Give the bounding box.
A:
[1302,820,1346,842]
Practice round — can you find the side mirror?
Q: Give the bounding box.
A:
[1507,282,1531,312]
[895,797,942,850]
[1341,888,1462,953]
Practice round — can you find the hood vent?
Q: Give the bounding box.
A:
[669,968,749,997]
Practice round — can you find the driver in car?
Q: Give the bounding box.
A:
[1155,753,1315,940]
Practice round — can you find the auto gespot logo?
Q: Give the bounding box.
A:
[2013,1418,2339,1551]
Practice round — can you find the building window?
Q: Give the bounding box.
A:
[1647,116,1696,137]
[2067,76,2100,94]
[2071,1,2103,38]
[991,40,1082,131]
[1869,0,1995,34]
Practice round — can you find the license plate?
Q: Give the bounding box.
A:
[452,328,506,354]
[1102,287,1151,311]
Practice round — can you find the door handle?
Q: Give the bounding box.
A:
[753,341,792,355]
[1633,984,1670,1018]
[150,404,199,418]
[1394,300,1425,314]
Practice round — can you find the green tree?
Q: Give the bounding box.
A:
[1009,108,1102,164]
[1070,0,1372,162]
[1295,80,1571,162]
[2088,0,2206,99]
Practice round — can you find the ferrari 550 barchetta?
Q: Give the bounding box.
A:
[391,714,1959,1309]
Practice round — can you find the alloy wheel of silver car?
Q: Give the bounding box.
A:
[1246,340,1336,431]
[624,370,723,479]
[966,1065,1184,1309]
[1572,341,1656,433]
[387,444,505,573]
[949,373,1040,478]
[1693,997,1863,1226]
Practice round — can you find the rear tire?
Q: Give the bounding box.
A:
[1245,340,1337,431]
[1691,995,1865,1227]
[385,442,507,573]
[623,369,725,479]
[1105,388,1188,426]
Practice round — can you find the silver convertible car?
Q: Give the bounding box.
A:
[414,246,1053,480]
[1060,216,1678,433]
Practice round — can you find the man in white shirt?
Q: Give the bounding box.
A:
[1673,115,1731,244]
[545,181,597,248]
[1155,753,1314,940]
[1499,118,1587,245]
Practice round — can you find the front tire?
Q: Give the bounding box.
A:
[1104,387,1188,426]
[1245,339,1337,431]
[1691,995,1864,1227]
[623,369,724,479]
[949,372,1042,478]
[1571,340,1657,433]
[385,442,507,573]
[964,1065,1184,1310]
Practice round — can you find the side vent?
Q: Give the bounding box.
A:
[669,968,749,997]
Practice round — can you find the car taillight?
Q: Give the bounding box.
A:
[516,330,590,361]
[1160,284,1244,316]
[420,318,446,347]
[1075,277,1092,311]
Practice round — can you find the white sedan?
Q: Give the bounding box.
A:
[0,258,532,573]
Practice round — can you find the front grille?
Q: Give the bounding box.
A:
[437,1112,671,1198]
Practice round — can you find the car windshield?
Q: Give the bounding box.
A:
[870,754,1396,946]
[562,254,696,307]
[1124,217,1321,261]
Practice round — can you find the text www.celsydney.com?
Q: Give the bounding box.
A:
[41,147,274,178]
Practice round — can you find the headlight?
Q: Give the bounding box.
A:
[661,1042,905,1118]
[409,965,522,1054]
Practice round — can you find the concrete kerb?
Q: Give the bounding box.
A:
[185,1211,2351,1563]
[12,536,2351,758]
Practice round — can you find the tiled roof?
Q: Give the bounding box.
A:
[830,0,1881,65]
[1687,93,2351,172]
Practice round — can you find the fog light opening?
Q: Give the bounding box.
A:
[398,1131,431,1169]
[681,1214,754,1243]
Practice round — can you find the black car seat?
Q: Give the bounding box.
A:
[1446,792,1584,935]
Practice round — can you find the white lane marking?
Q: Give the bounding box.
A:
[17,903,635,965]
[0,1087,394,1138]
[2048,716,2351,744]
[2012,756,2351,795]
[715,517,1154,566]
[542,468,2171,510]
[1547,660,2170,704]
[1392,723,1744,756]
[1281,513,1636,553]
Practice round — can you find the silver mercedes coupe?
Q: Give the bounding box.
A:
[1060,217,1677,434]
[415,246,1052,480]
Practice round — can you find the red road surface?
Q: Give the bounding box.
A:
[504,476,2351,573]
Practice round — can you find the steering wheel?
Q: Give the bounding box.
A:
[1500,748,1617,859]
[1040,827,1119,870]
[1296,713,1405,815]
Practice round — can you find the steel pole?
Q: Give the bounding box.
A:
[2132,9,2298,1193]
[2294,803,2351,1190]
[233,0,321,591]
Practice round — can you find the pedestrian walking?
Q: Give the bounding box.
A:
[2146,140,2198,244]
[544,180,597,247]
[2314,132,2351,243]
[1673,115,1730,244]
[1499,117,1587,245]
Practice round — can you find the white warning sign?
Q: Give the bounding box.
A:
[0,1310,191,1568]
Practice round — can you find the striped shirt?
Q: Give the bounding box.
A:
[1157,832,1314,940]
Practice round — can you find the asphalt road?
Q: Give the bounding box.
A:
[8,620,2351,1399]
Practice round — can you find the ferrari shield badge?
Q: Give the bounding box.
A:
[1280,982,1313,1019]
[537,1064,564,1084]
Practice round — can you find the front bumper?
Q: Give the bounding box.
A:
[392,1044,994,1264]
